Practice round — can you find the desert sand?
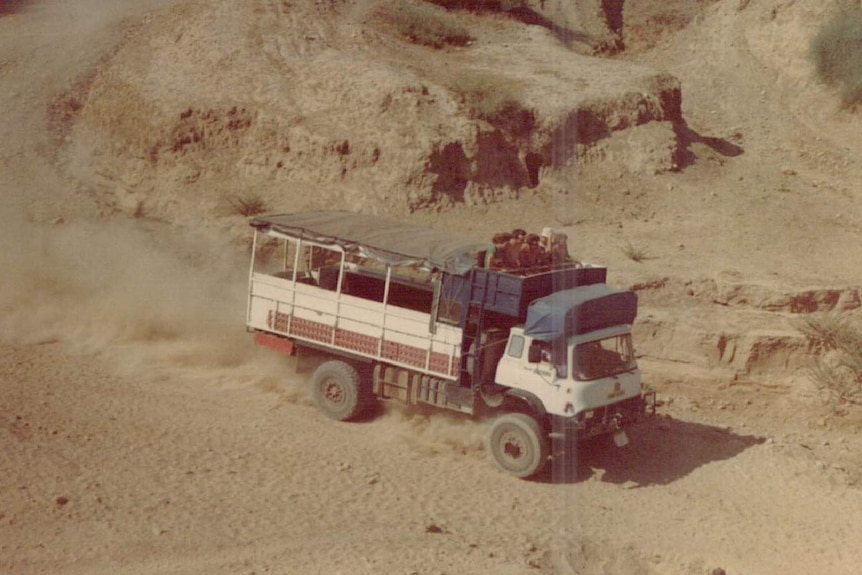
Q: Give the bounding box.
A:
[2,1,862,574]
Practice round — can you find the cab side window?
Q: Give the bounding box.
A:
[507,335,525,358]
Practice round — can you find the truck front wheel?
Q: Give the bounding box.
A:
[310,360,367,421]
[486,413,549,478]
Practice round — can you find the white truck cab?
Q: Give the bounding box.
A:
[497,325,640,417]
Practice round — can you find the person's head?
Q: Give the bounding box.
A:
[512,228,526,240]
[493,232,512,246]
[526,233,540,246]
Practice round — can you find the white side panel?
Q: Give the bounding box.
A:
[293,281,339,300]
[293,292,339,318]
[384,331,432,350]
[431,324,462,346]
[248,272,463,379]
[249,296,274,330]
[250,278,294,303]
[384,313,430,335]
[337,298,387,320]
[293,305,337,327]
[337,316,384,338]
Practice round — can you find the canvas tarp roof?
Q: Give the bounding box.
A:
[250,211,490,275]
[523,284,638,341]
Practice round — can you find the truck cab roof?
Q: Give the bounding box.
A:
[523,284,637,341]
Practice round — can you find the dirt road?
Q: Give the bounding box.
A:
[5,336,862,575]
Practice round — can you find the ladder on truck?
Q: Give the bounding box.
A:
[459,268,494,391]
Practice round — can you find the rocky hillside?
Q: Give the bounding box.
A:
[59,0,682,219]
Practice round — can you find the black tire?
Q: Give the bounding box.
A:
[486,413,549,478]
[310,360,367,421]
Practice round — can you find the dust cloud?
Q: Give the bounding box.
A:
[0,207,286,388]
[378,402,491,460]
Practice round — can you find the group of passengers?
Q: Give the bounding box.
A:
[485,227,573,271]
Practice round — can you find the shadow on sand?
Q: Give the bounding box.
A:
[532,415,766,486]
[675,121,745,168]
[432,1,596,50]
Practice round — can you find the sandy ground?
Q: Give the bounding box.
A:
[3,1,862,574]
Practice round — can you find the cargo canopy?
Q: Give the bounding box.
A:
[250,211,489,275]
[523,284,638,341]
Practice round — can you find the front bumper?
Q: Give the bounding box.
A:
[551,391,656,441]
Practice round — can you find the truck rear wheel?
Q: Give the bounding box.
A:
[310,360,367,421]
[486,413,549,478]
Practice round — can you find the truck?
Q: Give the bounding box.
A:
[246,211,654,478]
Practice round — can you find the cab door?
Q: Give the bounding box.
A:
[495,331,569,415]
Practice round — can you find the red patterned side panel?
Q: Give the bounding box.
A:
[290,316,334,344]
[277,315,454,377]
[273,311,290,333]
[381,340,400,363]
[429,352,450,375]
[335,329,378,355]
[381,341,425,369]
[400,345,426,368]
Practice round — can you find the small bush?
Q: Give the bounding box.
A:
[806,359,862,409]
[376,1,474,49]
[227,193,268,217]
[810,7,862,107]
[620,240,650,263]
[792,311,852,351]
[795,312,862,409]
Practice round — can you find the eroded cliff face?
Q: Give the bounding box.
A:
[58,0,683,219]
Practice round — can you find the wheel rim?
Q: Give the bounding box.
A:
[502,431,525,459]
[497,425,533,472]
[322,377,345,405]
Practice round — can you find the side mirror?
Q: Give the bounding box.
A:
[527,341,542,364]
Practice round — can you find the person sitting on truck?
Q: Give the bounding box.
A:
[540,227,554,250]
[539,342,552,364]
[550,233,571,266]
[538,340,568,378]
[504,229,526,269]
[536,227,553,266]
[486,232,512,269]
[518,233,542,269]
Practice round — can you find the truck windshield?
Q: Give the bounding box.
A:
[572,334,636,381]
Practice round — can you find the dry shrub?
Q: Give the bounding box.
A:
[794,312,862,409]
[793,311,853,350]
[807,358,862,410]
[810,6,862,108]
[374,1,474,49]
[620,240,650,263]
[227,193,268,217]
